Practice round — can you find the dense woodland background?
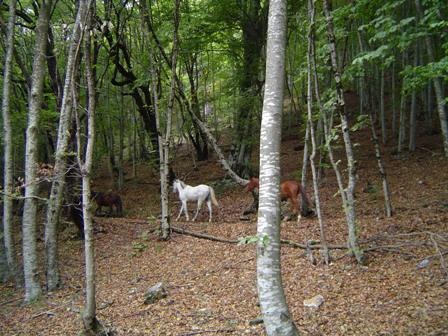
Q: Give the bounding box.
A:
[0,0,447,335]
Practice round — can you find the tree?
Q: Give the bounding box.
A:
[229,0,268,177]
[323,0,364,264]
[256,0,299,334]
[45,0,88,291]
[306,0,329,265]
[22,0,53,303]
[1,0,22,285]
[414,0,448,158]
[76,2,107,333]
[155,0,181,240]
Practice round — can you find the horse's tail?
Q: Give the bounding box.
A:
[209,187,219,206]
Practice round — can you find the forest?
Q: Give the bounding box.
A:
[1,0,447,335]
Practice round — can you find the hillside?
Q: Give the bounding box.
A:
[1,126,448,335]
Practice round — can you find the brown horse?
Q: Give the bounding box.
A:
[245,177,314,221]
[91,191,123,217]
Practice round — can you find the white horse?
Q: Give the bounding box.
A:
[172,179,219,222]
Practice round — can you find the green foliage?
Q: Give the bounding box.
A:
[350,114,370,132]
[402,56,448,94]
[238,234,269,247]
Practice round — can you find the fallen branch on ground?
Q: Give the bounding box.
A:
[178,329,236,336]
[171,226,238,244]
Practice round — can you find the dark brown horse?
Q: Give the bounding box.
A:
[91,191,123,217]
[245,177,314,221]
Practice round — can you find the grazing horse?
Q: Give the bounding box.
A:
[172,179,218,222]
[245,177,313,221]
[91,191,123,217]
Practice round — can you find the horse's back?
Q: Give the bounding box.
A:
[183,184,211,200]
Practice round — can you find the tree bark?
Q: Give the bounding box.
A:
[22,0,53,303]
[45,0,87,291]
[323,0,364,264]
[156,0,181,240]
[257,1,299,334]
[229,0,267,177]
[1,0,22,285]
[306,0,329,265]
[79,2,104,333]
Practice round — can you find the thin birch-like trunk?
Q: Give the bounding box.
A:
[369,112,393,217]
[154,0,180,240]
[1,0,22,285]
[45,0,86,291]
[118,90,124,190]
[391,63,397,138]
[409,45,418,152]
[380,68,387,144]
[22,0,53,303]
[257,1,299,334]
[78,2,104,332]
[306,0,329,264]
[398,73,407,155]
[323,0,363,264]
[300,123,311,216]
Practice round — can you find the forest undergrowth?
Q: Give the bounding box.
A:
[1,126,448,335]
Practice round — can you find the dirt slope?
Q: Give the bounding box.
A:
[1,127,448,335]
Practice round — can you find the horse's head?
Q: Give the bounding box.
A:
[245,177,259,192]
[172,180,179,194]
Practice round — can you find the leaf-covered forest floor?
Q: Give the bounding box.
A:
[1,120,448,335]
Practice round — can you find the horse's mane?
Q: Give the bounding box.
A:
[175,179,187,188]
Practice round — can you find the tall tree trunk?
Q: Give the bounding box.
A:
[415,0,448,157]
[391,63,397,138]
[1,0,21,285]
[229,0,267,177]
[156,0,181,240]
[22,0,53,303]
[368,112,393,217]
[300,122,311,216]
[306,0,329,264]
[45,0,87,291]
[323,0,364,264]
[380,68,387,144]
[257,1,299,334]
[79,2,104,333]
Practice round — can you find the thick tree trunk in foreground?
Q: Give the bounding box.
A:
[22,0,53,303]
[257,1,299,335]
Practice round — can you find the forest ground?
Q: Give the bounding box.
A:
[1,120,448,335]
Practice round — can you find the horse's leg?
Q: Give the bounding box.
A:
[192,199,203,222]
[184,201,189,221]
[176,202,184,221]
[290,195,299,220]
[206,199,212,222]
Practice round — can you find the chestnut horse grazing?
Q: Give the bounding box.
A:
[91,191,123,217]
[245,177,313,221]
